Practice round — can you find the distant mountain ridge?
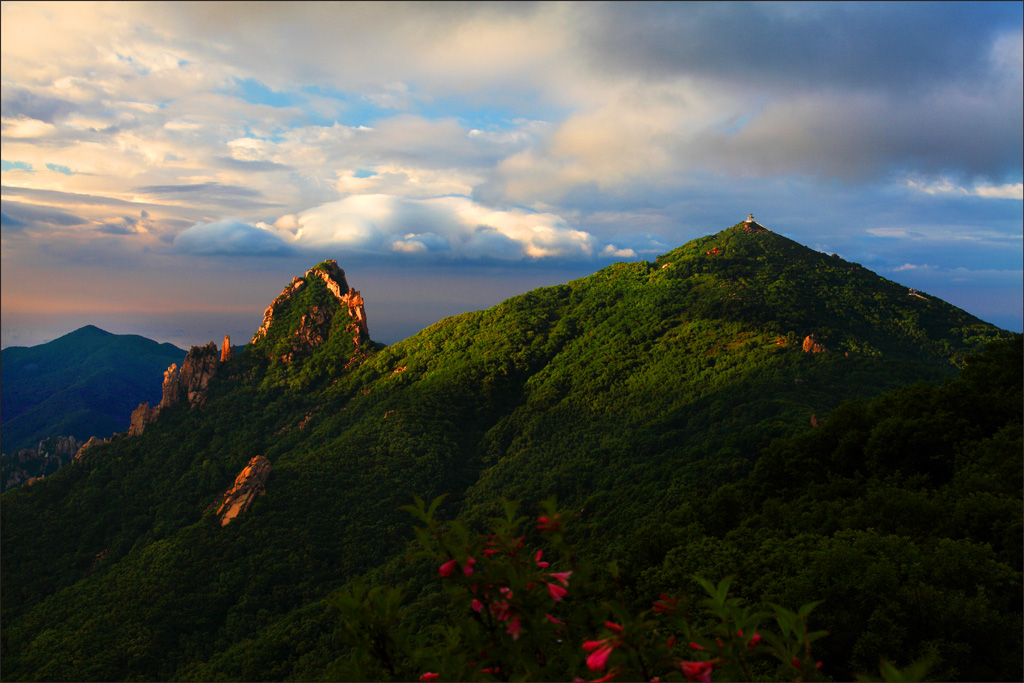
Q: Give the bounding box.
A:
[0,222,1016,681]
[1,326,187,454]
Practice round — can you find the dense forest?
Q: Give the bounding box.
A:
[1,223,1018,681]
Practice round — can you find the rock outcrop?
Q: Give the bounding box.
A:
[216,455,271,526]
[177,342,220,408]
[802,334,827,353]
[252,277,308,343]
[161,363,181,408]
[1,436,81,492]
[157,343,220,410]
[128,340,227,438]
[129,402,158,437]
[220,335,235,362]
[73,436,107,461]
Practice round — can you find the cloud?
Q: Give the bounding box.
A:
[906,178,1023,200]
[601,245,637,258]
[0,200,87,227]
[279,194,596,260]
[0,87,77,122]
[172,218,295,256]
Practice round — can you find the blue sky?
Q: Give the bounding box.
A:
[1,1,1021,349]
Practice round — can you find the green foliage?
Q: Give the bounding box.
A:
[0,228,1016,681]
[334,496,830,682]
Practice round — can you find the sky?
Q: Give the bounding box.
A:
[2,1,1021,350]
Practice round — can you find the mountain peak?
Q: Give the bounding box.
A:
[250,259,370,363]
[67,325,113,338]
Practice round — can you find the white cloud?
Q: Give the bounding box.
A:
[277,194,596,260]
[601,245,637,258]
[905,177,1023,200]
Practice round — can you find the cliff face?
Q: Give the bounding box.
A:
[129,339,228,438]
[177,343,220,408]
[129,403,157,437]
[216,455,271,526]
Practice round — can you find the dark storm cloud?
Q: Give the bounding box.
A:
[0,200,87,227]
[582,2,1019,93]
[0,87,77,122]
[134,182,264,198]
[133,182,284,211]
[213,156,293,172]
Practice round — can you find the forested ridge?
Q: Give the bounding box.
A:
[1,223,1018,681]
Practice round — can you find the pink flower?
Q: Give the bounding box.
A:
[439,559,458,577]
[464,557,477,576]
[483,549,501,558]
[537,514,562,532]
[471,599,483,612]
[489,599,511,621]
[679,661,715,682]
[583,642,614,672]
[549,571,573,586]
[688,642,704,651]
[604,621,622,633]
[506,617,523,640]
[480,666,500,674]
[652,595,678,614]
[536,550,549,568]
[419,673,440,682]
[546,613,565,625]
[547,582,568,601]
[747,633,761,648]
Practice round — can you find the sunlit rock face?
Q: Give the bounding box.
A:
[216,455,271,526]
[160,363,181,409]
[73,435,107,461]
[128,403,157,437]
[802,334,827,353]
[220,335,235,363]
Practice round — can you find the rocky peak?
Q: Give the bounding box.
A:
[216,455,271,526]
[251,259,370,359]
[220,335,235,362]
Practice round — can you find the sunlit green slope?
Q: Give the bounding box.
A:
[0,223,1012,681]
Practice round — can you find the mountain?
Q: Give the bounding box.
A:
[1,325,187,455]
[1,222,1018,681]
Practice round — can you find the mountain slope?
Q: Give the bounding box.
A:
[0,223,1014,681]
[1,326,186,454]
